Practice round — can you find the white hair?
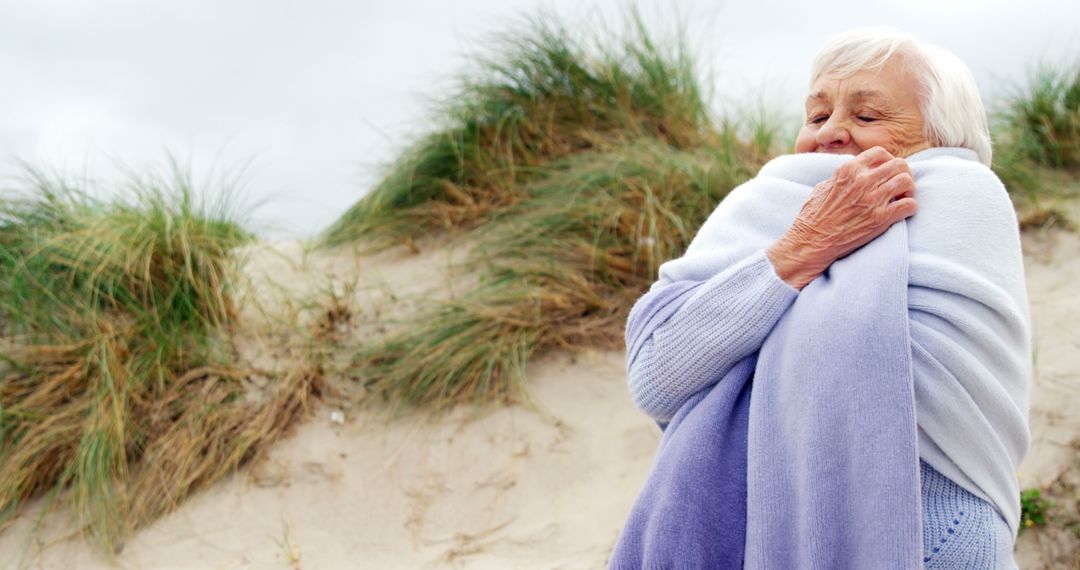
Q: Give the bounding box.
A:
[809,27,993,166]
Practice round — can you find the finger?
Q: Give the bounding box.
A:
[871,157,912,184]
[855,146,894,168]
[868,170,911,201]
[892,182,915,200]
[884,196,917,223]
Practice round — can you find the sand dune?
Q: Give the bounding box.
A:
[1,227,1077,569]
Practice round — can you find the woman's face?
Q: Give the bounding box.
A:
[795,58,931,158]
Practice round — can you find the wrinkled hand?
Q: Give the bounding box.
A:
[767,146,918,290]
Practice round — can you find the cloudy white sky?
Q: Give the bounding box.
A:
[2,0,1078,237]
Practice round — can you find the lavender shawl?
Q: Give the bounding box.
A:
[610,148,1031,568]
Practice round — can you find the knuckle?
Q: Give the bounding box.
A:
[881,172,912,191]
[894,198,917,219]
[866,146,891,159]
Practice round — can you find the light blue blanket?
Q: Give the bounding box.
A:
[611,147,1031,568]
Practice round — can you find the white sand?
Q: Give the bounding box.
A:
[1,227,1077,569]
[1013,227,1080,569]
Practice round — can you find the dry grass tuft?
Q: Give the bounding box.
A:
[321,8,778,411]
[351,138,771,410]
[319,9,715,251]
[0,165,319,555]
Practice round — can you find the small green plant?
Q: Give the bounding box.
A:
[1020,487,1053,531]
[272,516,302,569]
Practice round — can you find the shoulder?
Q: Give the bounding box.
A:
[909,148,1004,191]
[909,147,1014,214]
[757,152,852,187]
[712,152,850,216]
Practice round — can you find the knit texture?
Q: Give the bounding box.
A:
[753,219,921,568]
[610,147,1031,568]
[626,252,798,421]
[920,460,1017,569]
[612,355,757,569]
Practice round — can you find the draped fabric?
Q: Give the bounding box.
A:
[610,148,1031,569]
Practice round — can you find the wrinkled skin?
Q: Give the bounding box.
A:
[767,58,929,289]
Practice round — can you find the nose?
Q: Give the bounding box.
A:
[816,115,852,149]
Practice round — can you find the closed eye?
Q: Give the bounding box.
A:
[857,116,878,122]
[809,114,829,124]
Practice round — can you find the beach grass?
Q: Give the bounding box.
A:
[355,140,771,409]
[319,10,712,251]
[328,11,776,410]
[0,164,318,554]
[999,64,1080,170]
[991,64,1080,229]
[373,138,768,412]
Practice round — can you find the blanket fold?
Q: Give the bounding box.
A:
[610,147,1031,569]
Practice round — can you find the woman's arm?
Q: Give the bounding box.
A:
[627,146,918,422]
[627,249,798,422]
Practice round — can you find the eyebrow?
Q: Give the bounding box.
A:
[805,89,889,106]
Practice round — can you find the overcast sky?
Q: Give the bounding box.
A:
[2,0,1078,237]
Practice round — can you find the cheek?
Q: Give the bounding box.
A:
[852,122,926,155]
[850,126,890,149]
[795,126,817,153]
[889,120,928,148]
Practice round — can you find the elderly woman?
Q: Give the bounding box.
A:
[610,28,1030,569]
